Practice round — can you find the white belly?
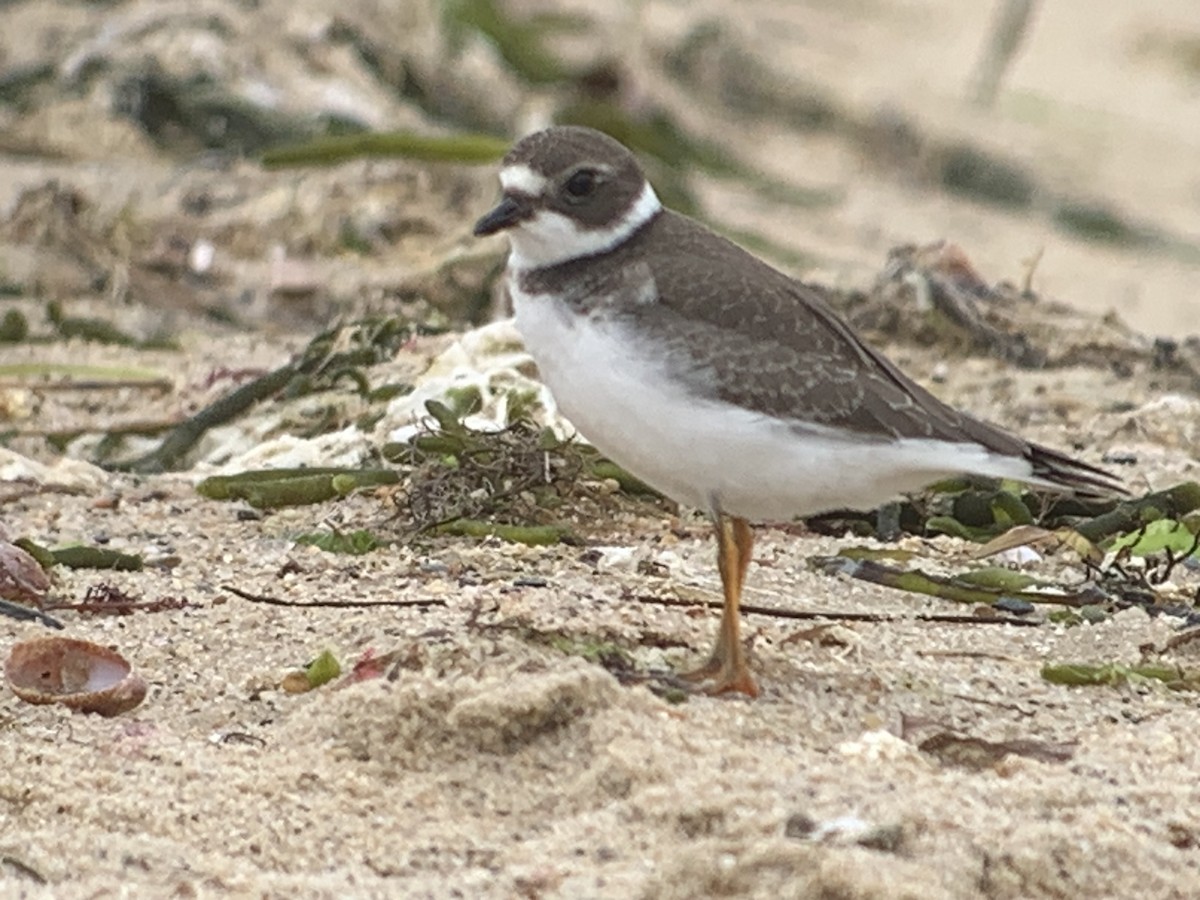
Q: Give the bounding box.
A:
[512,290,1032,520]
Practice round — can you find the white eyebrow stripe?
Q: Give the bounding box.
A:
[500,164,548,195]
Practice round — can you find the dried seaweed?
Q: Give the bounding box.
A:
[1041,662,1200,690]
[50,545,143,571]
[918,732,1076,769]
[0,310,28,342]
[262,131,509,169]
[46,300,167,348]
[445,0,574,85]
[44,583,189,616]
[391,401,581,543]
[813,554,1104,611]
[809,476,1200,583]
[198,468,400,509]
[1074,482,1200,543]
[117,315,423,473]
[294,529,383,555]
[815,530,1200,624]
[387,398,668,545]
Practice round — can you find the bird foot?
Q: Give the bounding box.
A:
[676,658,760,698]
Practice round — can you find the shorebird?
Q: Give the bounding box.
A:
[474,125,1122,697]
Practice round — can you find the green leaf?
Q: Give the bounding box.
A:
[197,468,399,508]
[954,567,1039,591]
[1108,519,1200,557]
[294,529,383,555]
[926,516,1002,542]
[305,650,342,689]
[262,131,509,168]
[1041,662,1186,687]
[424,399,466,434]
[990,490,1034,527]
[51,545,143,571]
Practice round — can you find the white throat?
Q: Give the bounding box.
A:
[504,178,662,271]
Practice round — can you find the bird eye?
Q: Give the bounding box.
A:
[563,169,599,199]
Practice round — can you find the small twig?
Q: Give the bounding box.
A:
[917,649,1025,662]
[43,597,191,616]
[1152,531,1200,585]
[1163,627,1200,653]
[626,592,1040,627]
[943,691,1038,714]
[1,855,47,885]
[1020,246,1045,294]
[212,731,267,747]
[0,378,173,392]
[222,584,445,610]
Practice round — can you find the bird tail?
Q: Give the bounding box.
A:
[1026,443,1127,499]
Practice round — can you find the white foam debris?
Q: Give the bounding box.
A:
[994,545,1043,566]
[837,729,918,762]
[187,320,577,477]
[377,318,575,444]
[198,424,370,475]
[0,447,110,491]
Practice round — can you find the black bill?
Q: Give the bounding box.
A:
[473,195,529,236]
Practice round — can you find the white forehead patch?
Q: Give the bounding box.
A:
[506,180,662,270]
[500,164,549,196]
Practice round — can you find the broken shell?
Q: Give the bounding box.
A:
[0,539,50,605]
[5,637,147,716]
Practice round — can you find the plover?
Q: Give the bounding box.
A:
[474,125,1122,697]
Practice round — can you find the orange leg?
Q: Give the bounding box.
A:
[678,515,759,697]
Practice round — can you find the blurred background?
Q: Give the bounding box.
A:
[0,0,1197,342]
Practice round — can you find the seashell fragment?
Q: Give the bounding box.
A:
[5,637,147,716]
[0,539,50,606]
